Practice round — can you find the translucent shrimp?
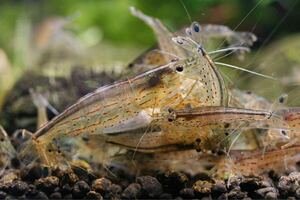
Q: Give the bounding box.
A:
[214,145,300,178]
[129,7,257,70]
[167,106,289,151]
[19,28,229,167]
[0,126,17,169]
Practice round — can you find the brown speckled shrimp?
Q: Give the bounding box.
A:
[214,145,300,178]
[164,106,287,152]
[0,126,17,169]
[129,7,256,71]
[19,29,229,167]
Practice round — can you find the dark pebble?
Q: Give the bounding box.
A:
[265,192,277,200]
[35,176,59,194]
[92,178,111,195]
[4,195,16,200]
[63,193,73,199]
[61,184,72,195]
[86,191,103,200]
[34,191,49,199]
[0,191,6,199]
[55,168,79,186]
[227,176,242,190]
[174,197,183,200]
[49,192,62,199]
[212,181,227,197]
[295,187,300,199]
[137,176,163,198]
[72,166,94,183]
[122,183,142,199]
[159,171,188,191]
[179,188,195,198]
[278,172,300,195]
[8,180,28,196]
[21,165,47,182]
[255,187,277,199]
[109,183,122,198]
[25,184,38,198]
[240,177,261,192]
[72,180,90,198]
[159,193,173,199]
[217,193,228,200]
[227,188,248,199]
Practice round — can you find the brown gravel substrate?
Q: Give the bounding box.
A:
[0,164,299,199]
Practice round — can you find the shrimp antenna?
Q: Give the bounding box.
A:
[152,49,183,60]
[214,62,277,80]
[208,47,250,54]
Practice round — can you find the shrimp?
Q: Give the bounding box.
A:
[164,106,287,152]
[213,145,300,178]
[129,7,256,71]
[129,7,273,110]
[19,24,229,167]
[0,126,17,169]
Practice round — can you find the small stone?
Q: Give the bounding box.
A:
[55,168,79,185]
[179,188,195,198]
[174,197,183,200]
[34,191,49,199]
[72,180,90,198]
[137,176,163,198]
[159,193,173,199]
[295,187,300,199]
[164,172,188,190]
[227,188,247,199]
[35,176,59,194]
[86,191,103,199]
[212,181,227,197]
[20,165,46,182]
[240,177,261,192]
[25,184,38,198]
[61,184,72,195]
[0,172,18,184]
[0,191,7,199]
[63,193,73,199]
[265,192,277,200]
[193,180,213,194]
[261,181,272,188]
[217,193,228,200]
[49,192,62,199]
[122,183,142,199]
[255,187,277,198]
[278,172,300,194]
[92,178,112,194]
[8,180,29,196]
[110,184,122,197]
[227,175,242,190]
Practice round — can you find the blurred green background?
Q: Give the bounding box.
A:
[0,0,299,59]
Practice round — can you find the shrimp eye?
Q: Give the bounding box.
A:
[193,22,201,33]
[176,65,184,72]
